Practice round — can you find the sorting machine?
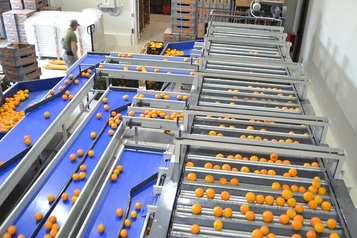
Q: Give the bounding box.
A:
[1,20,356,238]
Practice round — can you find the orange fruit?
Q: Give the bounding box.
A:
[287,198,297,207]
[314,222,324,233]
[123,219,131,227]
[288,168,298,177]
[303,191,314,202]
[282,184,290,190]
[295,204,304,214]
[270,153,279,161]
[308,200,318,210]
[326,218,337,229]
[34,212,43,221]
[311,162,320,167]
[310,217,321,226]
[306,230,317,238]
[44,221,52,230]
[245,211,255,221]
[191,204,202,214]
[276,197,285,206]
[282,189,293,200]
[260,226,269,235]
[240,166,250,172]
[312,179,321,188]
[267,169,276,176]
[221,191,230,200]
[213,206,223,217]
[61,193,69,201]
[235,154,243,159]
[213,220,223,230]
[251,229,264,238]
[116,208,124,217]
[291,234,302,238]
[2,233,11,238]
[187,173,197,181]
[298,186,306,193]
[314,195,323,205]
[262,210,274,223]
[245,192,256,203]
[290,185,299,192]
[265,195,274,205]
[204,162,213,169]
[205,174,214,183]
[223,207,233,218]
[219,177,227,185]
[279,214,290,224]
[44,111,50,118]
[293,215,304,224]
[222,164,231,171]
[267,233,276,238]
[111,174,118,181]
[77,149,84,157]
[120,229,128,237]
[205,188,215,199]
[318,187,327,195]
[209,131,217,136]
[7,225,16,235]
[286,208,296,219]
[130,211,138,218]
[48,215,57,224]
[195,188,204,197]
[240,204,250,214]
[321,201,332,211]
[48,194,55,203]
[69,153,77,161]
[308,186,318,194]
[72,173,79,181]
[191,224,200,234]
[271,182,281,190]
[79,164,87,172]
[186,161,194,167]
[97,224,105,233]
[213,165,221,170]
[230,178,239,186]
[329,233,340,238]
[255,194,265,204]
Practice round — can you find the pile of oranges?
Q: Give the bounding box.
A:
[131,108,184,122]
[164,48,184,56]
[80,68,92,78]
[0,89,28,132]
[153,92,189,101]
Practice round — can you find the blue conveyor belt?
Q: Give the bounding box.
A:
[84,150,167,238]
[109,52,192,63]
[103,64,194,76]
[9,90,136,237]
[0,55,106,174]
[0,160,20,185]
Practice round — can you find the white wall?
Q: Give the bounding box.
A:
[300,0,357,206]
[50,0,134,49]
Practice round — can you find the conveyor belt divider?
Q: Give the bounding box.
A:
[0,147,31,172]
[115,172,159,238]
[29,108,110,238]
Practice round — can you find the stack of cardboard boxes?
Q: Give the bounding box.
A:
[2,9,35,44]
[164,0,232,44]
[0,44,42,82]
[10,0,47,10]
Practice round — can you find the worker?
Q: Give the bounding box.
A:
[61,19,80,69]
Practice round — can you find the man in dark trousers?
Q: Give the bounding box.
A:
[61,19,80,69]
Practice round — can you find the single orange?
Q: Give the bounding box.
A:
[213,206,223,217]
[191,204,202,214]
[245,192,256,203]
[124,219,131,227]
[7,225,17,235]
[116,208,124,217]
[293,215,304,224]
[329,233,340,238]
[223,207,233,218]
[286,208,296,219]
[310,217,321,226]
[271,182,281,190]
[205,188,215,199]
[267,233,276,238]
[219,177,227,185]
[314,222,324,233]
[61,193,69,201]
[187,173,197,181]
[270,153,279,161]
[287,198,297,207]
[34,212,43,221]
[291,234,302,238]
[295,204,304,213]
[279,214,290,224]
[97,224,105,233]
[251,229,264,238]
[130,211,138,218]
[195,188,204,197]
[290,185,299,192]
[230,178,239,186]
[240,204,250,214]
[191,224,200,234]
[213,220,223,230]
[221,191,230,200]
[318,187,327,195]
[282,189,293,200]
[303,191,314,202]
[48,194,55,203]
[120,229,128,237]
[276,197,285,206]
[306,230,317,238]
[326,218,337,229]
[255,194,265,204]
[221,164,231,171]
[262,210,274,223]
[321,201,332,211]
[205,174,214,183]
[245,211,255,221]
[265,195,275,205]
[260,226,269,235]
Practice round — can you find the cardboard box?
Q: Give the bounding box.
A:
[8,68,42,82]
[0,2,11,11]
[171,18,196,27]
[171,25,196,34]
[171,2,197,12]
[3,62,38,76]
[39,6,61,11]
[197,23,206,38]
[0,53,36,67]
[10,2,23,9]
[236,0,252,7]
[179,33,196,41]
[172,0,196,4]
[0,43,35,57]
[172,10,196,19]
